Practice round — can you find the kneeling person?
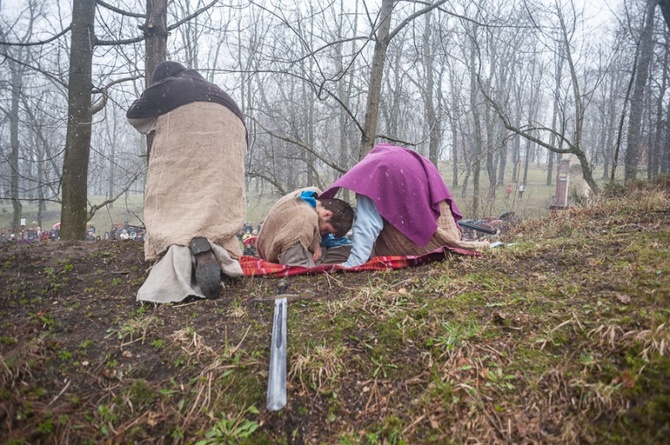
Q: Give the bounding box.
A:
[320,144,490,267]
[256,187,353,267]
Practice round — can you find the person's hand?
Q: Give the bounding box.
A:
[312,245,323,262]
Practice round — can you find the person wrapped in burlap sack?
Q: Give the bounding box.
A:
[127,61,247,303]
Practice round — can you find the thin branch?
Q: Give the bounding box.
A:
[477,75,574,155]
[0,52,68,90]
[0,26,71,46]
[97,0,219,46]
[95,35,146,46]
[246,171,289,196]
[376,132,424,147]
[242,68,365,136]
[388,0,449,42]
[96,0,146,19]
[87,170,145,221]
[91,75,142,114]
[250,116,347,174]
[167,0,219,31]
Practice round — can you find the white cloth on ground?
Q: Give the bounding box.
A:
[137,241,243,304]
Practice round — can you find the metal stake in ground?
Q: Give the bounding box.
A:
[266,279,288,411]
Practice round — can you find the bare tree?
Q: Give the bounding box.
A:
[7,55,24,230]
[467,29,483,216]
[625,0,658,183]
[59,0,96,240]
[480,0,601,193]
[358,0,394,157]
[546,40,565,186]
[0,1,45,231]
[333,0,360,193]
[422,12,441,165]
[649,28,668,179]
[60,0,216,239]
[359,0,449,157]
[446,64,465,189]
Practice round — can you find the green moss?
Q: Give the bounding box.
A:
[214,368,265,408]
[125,380,157,408]
[586,350,670,442]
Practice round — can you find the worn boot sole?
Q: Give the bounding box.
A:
[190,237,222,299]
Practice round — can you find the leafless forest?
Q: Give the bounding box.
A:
[1,0,670,238]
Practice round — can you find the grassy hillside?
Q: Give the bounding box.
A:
[0,178,668,444]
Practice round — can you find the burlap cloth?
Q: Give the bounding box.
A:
[143,101,246,261]
[137,102,246,303]
[372,201,490,257]
[255,187,322,263]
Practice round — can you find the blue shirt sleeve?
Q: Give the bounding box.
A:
[342,194,384,268]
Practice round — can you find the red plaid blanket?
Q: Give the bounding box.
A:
[240,246,480,277]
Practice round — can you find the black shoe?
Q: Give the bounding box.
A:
[190,237,222,299]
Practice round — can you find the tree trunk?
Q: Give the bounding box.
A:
[649,33,668,180]
[497,139,507,187]
[547,43,564,186]
[144,0,168,87]
[450,76,460,188]
[511,92,522,183]
[359,0,394,158]
[423,13,440,166]
[469,38,482,218]
[602,73,619,180]
[107,115,118,210]
[9,58,22,230]
[484,99,497,197]
[335,0,357,201]
[37,133,46,228]
[625,0,658,182]
[143,0,168,156]
[523,138,531,186]
[386,43,404,138]
[60,0,96,240]
[451,116,459,189]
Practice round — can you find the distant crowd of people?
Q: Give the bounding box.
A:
[0,222,146,244]
[0,227,59,244]
[103,223,146,241]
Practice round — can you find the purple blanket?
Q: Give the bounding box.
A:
[321,144,462,247]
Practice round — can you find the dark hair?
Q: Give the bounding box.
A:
[318,198,354,237]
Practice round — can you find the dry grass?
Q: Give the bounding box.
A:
[1,178,669,443]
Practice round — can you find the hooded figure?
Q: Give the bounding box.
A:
[320,144,489,267]
[127,61,247,303]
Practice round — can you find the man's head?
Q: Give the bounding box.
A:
[315,198,354,237]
